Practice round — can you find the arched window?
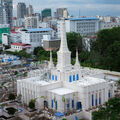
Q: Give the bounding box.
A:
[72,100,74,108]
[69,75,72,83]
[92,94,94,106]
[52,75,54,80]
[73,75,75,81]
[76,74,79,80]
[55,101,57,110]
[51,100,53,108]
[55,75,57,81]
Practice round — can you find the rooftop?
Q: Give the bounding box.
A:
[73,76,106,87]
[69,17,99,21]
[12,43,31,46]
[49,88,75,95]
[26,28,53,32]
[19,76,59,86]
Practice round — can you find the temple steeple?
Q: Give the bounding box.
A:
[74,49,80,70]
[59,18,69,52]
[49,51,54,69]
[57,17,72,71]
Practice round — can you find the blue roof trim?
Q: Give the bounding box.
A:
[26,28,53,32]
[69,17,99,21]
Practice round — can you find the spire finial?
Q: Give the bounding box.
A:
[74,49,80,70]
[49,50,54,69]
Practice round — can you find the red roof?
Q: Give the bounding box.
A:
[10,30,19,34]
[13,17,17,20]
[12,43,31,46]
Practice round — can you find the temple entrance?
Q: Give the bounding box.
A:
[76,102,82,110]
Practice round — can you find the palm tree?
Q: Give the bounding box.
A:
[62,96,65,113]
[41,96,46,109]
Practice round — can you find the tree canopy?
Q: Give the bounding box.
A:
[67,32,82,57]
[6,107,17,115]
[29,99,36,109]
[8,93,16,101]
[92,97,120,120]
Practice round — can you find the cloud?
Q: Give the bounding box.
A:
[13,0,120,16]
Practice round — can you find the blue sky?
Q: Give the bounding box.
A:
[13,0,120,17]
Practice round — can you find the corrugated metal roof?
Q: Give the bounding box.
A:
[26,28,53,32]
[69,17,99,21]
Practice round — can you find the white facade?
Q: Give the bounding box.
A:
[57,18,100,38]
[17,18,115,120]
[20,28,55,49]
[11,43,32,53]
[2,33,10,46]
[100,21,120,30]
[2,32,21,46]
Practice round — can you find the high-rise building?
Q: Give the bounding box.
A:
[42,8,51,20]
[55,8,68,19]
[0,0,13,27]
[17,2,26,18]
[24,16,37,28]
[26,5,34,17]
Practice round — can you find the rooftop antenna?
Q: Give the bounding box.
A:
[79,8,80,18]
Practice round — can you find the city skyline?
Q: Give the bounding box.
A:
[13,0,120,17]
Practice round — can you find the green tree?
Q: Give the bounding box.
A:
[29,99,36,110]
[6,107,17,115]
[8,93,16,101]
[62,96,66,113]
[117,79,120,89]
[67,32,82,57]
[92,97,120,120]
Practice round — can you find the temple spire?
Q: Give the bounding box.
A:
[56,16,72,71]
[59,18,69,52]
[74,49,80,70]
[49,50,54,69]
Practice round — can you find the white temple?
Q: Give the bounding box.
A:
[17,18,115,120]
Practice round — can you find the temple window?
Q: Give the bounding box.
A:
[73,75,75,81]
[52,75,54,80]
[69,75,72,83]
[55,75,57,81]
[76,74,79,80]
[49,74,51,80]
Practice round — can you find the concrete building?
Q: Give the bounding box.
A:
[17,18,115,120]
[2,31,21,46]
[13,17,24,27]
[2,33,10,46]
[57,17,100,38]
[20,28,55,49]
[10,43,32,53]
[42,35,60,50]
[100,21,120,30]
[0,0,13,27]
[24,16,38,28]
[17,2,26,19]
[26,5,34,17]
[55,8,68,19]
